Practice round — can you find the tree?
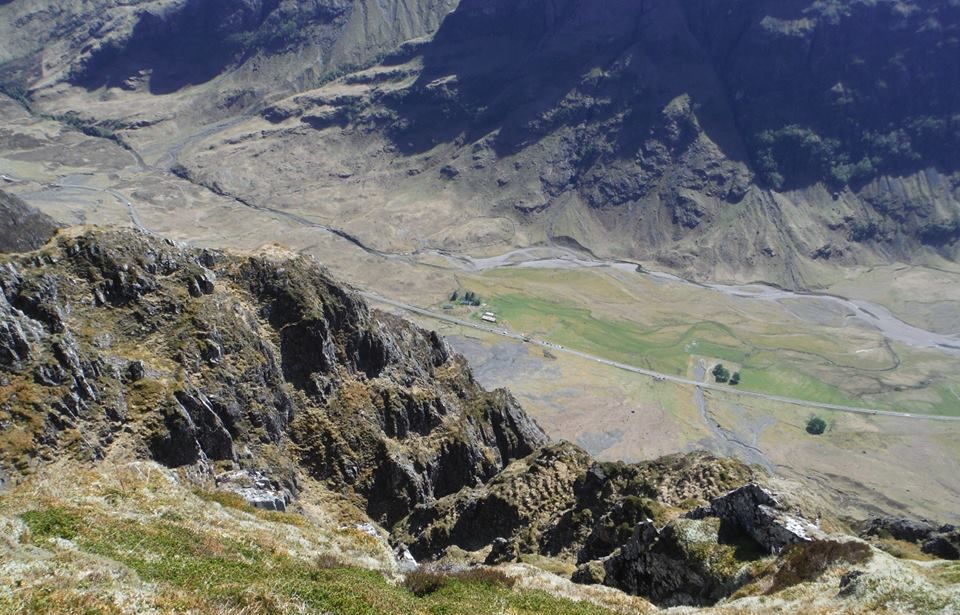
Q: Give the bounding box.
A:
[712,363,730,383]
[806,416,827,435]
[450,290,459,302]
[729,372,740,386]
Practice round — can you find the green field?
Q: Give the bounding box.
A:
[457,268,960,415]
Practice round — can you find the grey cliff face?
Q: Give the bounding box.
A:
[0,228,545,527]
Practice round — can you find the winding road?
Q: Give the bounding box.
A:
[52,178,150,233]
[4,172,151,234]
[360,291,960,422]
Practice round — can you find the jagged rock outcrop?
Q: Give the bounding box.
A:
[0,225,916,610]
[689,483,826,554]
[393,442,594,559]
[392,444,756,560]
[390,440,785,606]
[582,517,754,607]
[0,191,60,254]
[391,436,846,606]
[0,227,545,523]
[863,517,960,560]
[567,482,830,606]
[215,468,293,512]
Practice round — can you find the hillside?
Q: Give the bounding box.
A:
[0,0,458,158]
[0,1,956,286]
[205,0,957,287]
[0,226,958,613]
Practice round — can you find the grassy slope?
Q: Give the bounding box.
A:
[0,462,624,615]
[3,461,959,615]
[16,505,611,615]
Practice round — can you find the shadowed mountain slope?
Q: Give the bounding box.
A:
[0,190,60,253]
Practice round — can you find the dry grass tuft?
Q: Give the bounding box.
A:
[193,488,255,512]
[403,566,516,596]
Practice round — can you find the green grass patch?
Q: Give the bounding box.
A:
[17,505,616,615]
[463,266,960,416]
[482,291,866,407]
[482,293,737,376]
[21,506,83,541]
[920,385,960,417]
[734,365,863,407]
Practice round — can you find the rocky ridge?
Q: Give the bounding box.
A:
[0,226,545,528]
[0,226,956,612]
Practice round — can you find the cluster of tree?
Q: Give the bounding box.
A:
[711,364,740,385]
[450,290,481,306]
[752,125,926,190]
[806,416,828,435]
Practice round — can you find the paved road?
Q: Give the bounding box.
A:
[361,291,960,423]
[3,171,150,233]
[51,180,150,233]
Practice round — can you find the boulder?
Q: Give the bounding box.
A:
[922,531,960,560]
[596,518,750,607]
[689,483,824,554]
[862,516,960,560]
[863,517,939,543]
[485,537,519,565]
[215,469,292,512]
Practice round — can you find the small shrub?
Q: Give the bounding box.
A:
[806,416,827,435]
[453,567,516,589]
[404,568,448,596]
[316,553,349,569]
[768,540,872,593]
[403,566,515,596]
